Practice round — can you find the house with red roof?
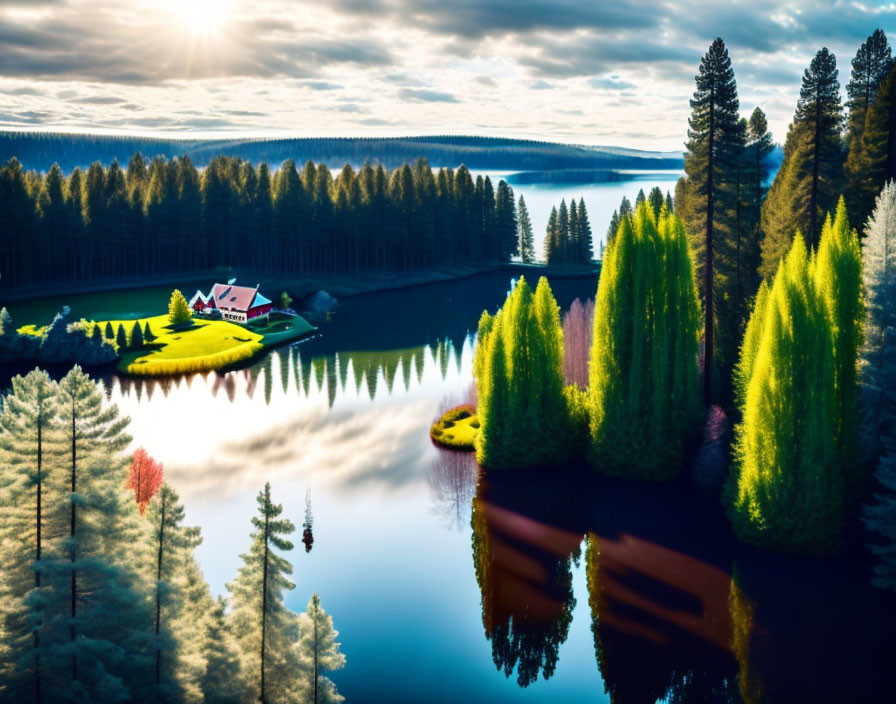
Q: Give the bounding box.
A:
[189,283,273,323]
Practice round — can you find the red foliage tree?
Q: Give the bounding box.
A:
[128,447,163,515]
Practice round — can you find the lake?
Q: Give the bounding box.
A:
[473,170,681,261]
[3,269,894,703]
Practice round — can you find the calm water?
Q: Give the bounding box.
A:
[5,270,894,703]
[472,170,681,260]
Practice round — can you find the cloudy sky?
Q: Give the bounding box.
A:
[0,0,894,150]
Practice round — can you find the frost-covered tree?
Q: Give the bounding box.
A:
[202,597,243,704]
[0,306,20,355]
[145,484,203,700]
[227,482,301,704]
[295,594,346,704]
[55,365,131,689]
[861,182,896,589]
[0,370,60,703]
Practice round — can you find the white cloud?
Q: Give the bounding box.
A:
[0,0,891,149]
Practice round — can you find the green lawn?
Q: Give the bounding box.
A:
[98,311,314,376]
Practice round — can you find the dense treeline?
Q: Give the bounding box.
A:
[0,132,684,173]
[0,367,345,702]
[542,198,593,265]
[474,203,702,478]
[0,155,521,293]
[673,30,896,403]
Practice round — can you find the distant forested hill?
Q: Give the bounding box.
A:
[0,131,684,172]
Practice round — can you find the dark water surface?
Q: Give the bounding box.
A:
[3,270,895,703]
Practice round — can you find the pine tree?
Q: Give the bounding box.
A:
[227,483,301,704]
[104,321,114,340]
[544,207,558,264]
[145,483,203,700]
[144,321,155,343]
[294,594,346,704]
[202,597,243,704]
[846,30,892,147]
[587,203,702,479]
[568,200,579,264]
[683,37,745,401]
[761,48,844,275]
[90,324,102,345]
[848,67,896,231]
[557,200,569,263]
[130,320,144,349]
[168,289,192,327]
[494,180,518,260]
[648,187,665,218]
[0,370,59,703]
[517,195,534,263]
[55,366,131,690]
[116,323,128,350]
[578,198,593,264]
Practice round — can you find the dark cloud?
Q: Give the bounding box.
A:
[397,88,459,102]
[473,75,497,88]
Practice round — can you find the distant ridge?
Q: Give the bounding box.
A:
[0,131,685,173]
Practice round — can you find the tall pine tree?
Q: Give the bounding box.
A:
[683,37,745,401]
[761,48,844,275]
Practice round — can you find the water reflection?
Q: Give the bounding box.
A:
[467,468,896,702]
[302,487,314,553]
[585,532,739,703]
[471,474,581,687]
[104,340,467,409]
[428,449,479,530]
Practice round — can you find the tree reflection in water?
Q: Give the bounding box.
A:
[471,474,581,687]
[469,467,896,702]
[429,449,479,530]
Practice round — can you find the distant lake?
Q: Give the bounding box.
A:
[4,270,892,703]
[472,169,681,260]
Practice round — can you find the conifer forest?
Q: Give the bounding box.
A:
[2,3,896,703]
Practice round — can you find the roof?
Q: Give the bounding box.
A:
[188,290,208,307]
[208,283,265,312]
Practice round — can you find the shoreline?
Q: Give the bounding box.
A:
[1,262,601,308]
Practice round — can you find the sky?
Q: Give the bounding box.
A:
[0,0,894,150]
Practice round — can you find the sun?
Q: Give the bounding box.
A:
[150,0,230,36]
[176,0,226,35]
[177,0,228,35]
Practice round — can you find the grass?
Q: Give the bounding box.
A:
[98,314,262,376]
[96,311,314,376]
[248,311,316,345]
[430,404,479,451]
